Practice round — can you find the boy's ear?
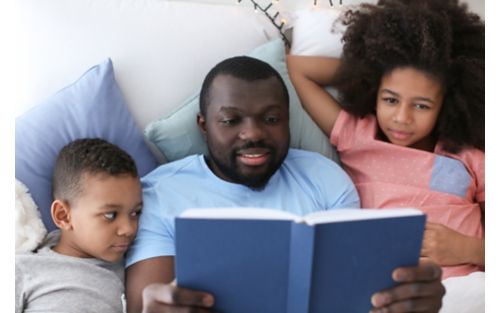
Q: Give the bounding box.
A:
[51,200,72,230]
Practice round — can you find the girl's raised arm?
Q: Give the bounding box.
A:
[287,55,343,137]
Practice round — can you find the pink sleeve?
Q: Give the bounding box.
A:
[456,147,485,203]
[472,150,485,203]
[330,110,355,151]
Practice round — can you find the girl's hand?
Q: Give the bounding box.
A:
[421,222,484,266]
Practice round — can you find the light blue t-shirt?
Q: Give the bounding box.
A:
[126,149,359,267]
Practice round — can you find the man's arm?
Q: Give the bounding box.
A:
[126,256,214,313]
[370,258,445,313]
[126,256,175,313]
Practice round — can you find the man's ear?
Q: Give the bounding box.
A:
[197,113,208,142]
[51,199,72,230]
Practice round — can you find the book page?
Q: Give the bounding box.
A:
[179,207,299,221]
[301,208,424,225]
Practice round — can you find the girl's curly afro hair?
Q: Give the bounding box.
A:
[332,0,484,152]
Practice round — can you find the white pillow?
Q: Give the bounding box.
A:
[15,179,47,253]
[289,8,346,57]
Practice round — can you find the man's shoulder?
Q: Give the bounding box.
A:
[285,149,341,168]
[283,149,349,181]
[142,154,204,181]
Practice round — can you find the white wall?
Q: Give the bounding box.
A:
[183,0,484,19]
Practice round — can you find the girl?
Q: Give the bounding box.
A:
[287,0,484,282]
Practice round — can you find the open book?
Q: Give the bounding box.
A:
[175,208,426,313]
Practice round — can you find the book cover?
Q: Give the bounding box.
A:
[175,208,425,313]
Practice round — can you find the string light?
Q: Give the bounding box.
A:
[238,0,291,48]
[236,0,343,48]
[313,0,342,6]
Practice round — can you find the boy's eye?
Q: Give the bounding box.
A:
[131,209,142,218]
[103,212,117,221]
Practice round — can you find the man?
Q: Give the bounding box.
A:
[126,56,445,313]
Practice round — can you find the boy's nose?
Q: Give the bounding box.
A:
[117,219,136,237]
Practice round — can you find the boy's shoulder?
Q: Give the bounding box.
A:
[16,230,59,259]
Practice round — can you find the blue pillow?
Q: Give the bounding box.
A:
[15,59,158,231]
[145,38,338,163]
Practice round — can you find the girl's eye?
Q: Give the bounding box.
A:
[383,97,398,105]
[415,103,431,110]
[104,212,117,221]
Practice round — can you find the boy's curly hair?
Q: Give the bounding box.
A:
[332,0,484,152]
[52,138,138,202]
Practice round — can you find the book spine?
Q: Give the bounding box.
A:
[286,223,315,313]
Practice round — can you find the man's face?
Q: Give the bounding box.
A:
[197,74,290,189]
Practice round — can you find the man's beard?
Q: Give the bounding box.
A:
[207,140,288,190]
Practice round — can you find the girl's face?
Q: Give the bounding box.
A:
[376,67,444,152]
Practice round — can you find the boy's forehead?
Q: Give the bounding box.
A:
[75,172,141,203]
[78,172,139,191]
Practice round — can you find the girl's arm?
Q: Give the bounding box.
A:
[286,55,343,137]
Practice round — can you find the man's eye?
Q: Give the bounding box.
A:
[264,116,279,124]
[221,117,239,126]
[104,212,117,221]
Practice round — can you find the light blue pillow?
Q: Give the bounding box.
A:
[145,38,338,163]
[15,59,158,231]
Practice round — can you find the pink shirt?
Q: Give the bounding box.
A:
[331,110,485,279]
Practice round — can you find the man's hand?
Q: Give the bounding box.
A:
[370,258,445,313]
[422,222,484,266]
[142,282,215,313]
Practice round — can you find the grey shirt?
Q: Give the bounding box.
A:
[15,231,126,313]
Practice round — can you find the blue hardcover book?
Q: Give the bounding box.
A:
[175,208,425,313]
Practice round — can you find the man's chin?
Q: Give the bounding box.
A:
[237,170,275,190]
[241,178,269,190]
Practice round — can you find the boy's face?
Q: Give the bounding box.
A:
[197,74,290,189]
[62,173,143,263]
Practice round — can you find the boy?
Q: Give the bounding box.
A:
[16,138,143,313]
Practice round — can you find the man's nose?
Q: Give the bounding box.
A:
[238,119,264,141]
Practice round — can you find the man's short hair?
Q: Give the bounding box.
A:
[199,56,289,116]
[52,138,138,202]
